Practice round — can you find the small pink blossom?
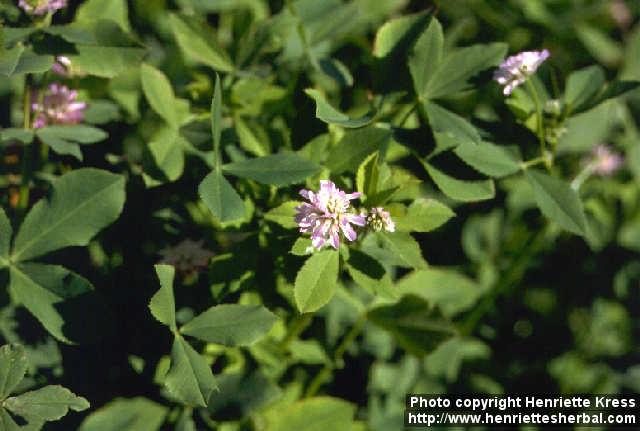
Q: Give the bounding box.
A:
[31,83,87,128]
[367,207,395,233]
[494,49,550,95]
[51,57,70,76]
[590,144,623,176]
[609,0,632,29]
[19,0,67,15]
[295,180,366,250]
[51,56,86,78]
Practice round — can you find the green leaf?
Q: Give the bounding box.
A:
[65,20,144,78]
[150,265,177,332]
[409,17,444,97]
[147,128,185,182]
[223,153,320,186]
[294,250,339,313]
[345,249,393,297]
[0,46,24,76]
[37,137,82,160]
[3,385,89,423]
[394,198,454,233]
[424,102,481,147]
[356,152,379,201]
[12,168,126,262]
[576,24,623,67]
[264,201,300,229]
[266,397,355,431]
[454,141,521,178]
[290,238,313,256]
[0,409,20,431]
[78,398,167,431]
[211,74,222,155]
[326,126,391,174]
[396,268,482,317]
[424,43,507,99]
[198,171,245,223]
[368,295,457,356]
[572,80,640,115]
[525,170,588,236]
[565,65,605,113]
[424,162,495,202]
[180,304,277,346]
[304,89,373,128]
[0,208,11,267]
[140,63,178,128]
[3,28,38,47]
[373,11,430,59]
[68,19,145,78]
[71,46,144,78]
[1,128,34,145]
[75,0,130,31]
[0,344,27,400]
[43,25,97,45]
[378,232,427,269]
[8,264,94,344]
[37,125,108,144]
[0,47,53,76]
[36,126,108,160]
[169,14,234,72]
[424,337,490,382]
[234,116,270,157]
[164,336,217,407]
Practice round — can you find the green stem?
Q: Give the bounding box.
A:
[280,313,313,351]
[305,315,366,397]
[570,164,594,191]
[460,226,550,336]
[525,79,547,166]
[519,156,547,170]
[18,76,33,211]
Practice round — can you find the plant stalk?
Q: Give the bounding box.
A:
[305,314,366,397]
[18,75,33,211]
[525,78,548,168]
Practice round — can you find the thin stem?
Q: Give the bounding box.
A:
[23,77,31,129]
[19,76,33,211]
[280,313,313,351]
[305,315,366,397]
[570,164,594,191]
[525,78,547,165]
[519,156,547,170]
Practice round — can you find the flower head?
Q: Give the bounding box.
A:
[590,144,623,176]
[19,0,67,15]
[367,207,395,233]
[494,49,550,95]
[31,83,87,128]
[295,180,366,250]
[159,239,215,278]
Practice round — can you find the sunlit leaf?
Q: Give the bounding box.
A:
[12,168,126,262]
[294,250,339,313]
[525,170,588,236]
[181,304,277,346]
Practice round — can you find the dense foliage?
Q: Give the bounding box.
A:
[0,0,639,429]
